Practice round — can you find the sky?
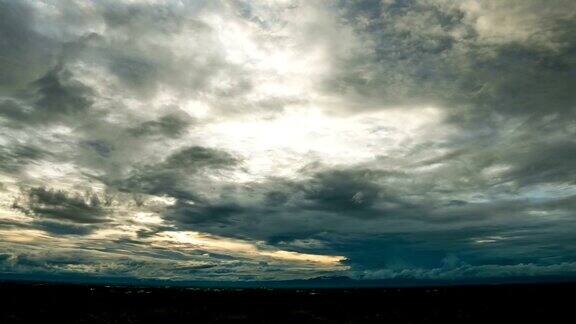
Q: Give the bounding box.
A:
[0,0,575,284]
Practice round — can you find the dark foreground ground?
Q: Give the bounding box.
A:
[0,281,574,323]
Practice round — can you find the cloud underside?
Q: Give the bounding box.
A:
[0,0,575,282]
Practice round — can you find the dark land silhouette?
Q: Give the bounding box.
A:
[0,280,574,323]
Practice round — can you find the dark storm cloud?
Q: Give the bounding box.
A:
[155,152,576,273]
[302,169,390,215]
[161,165,423,241]
[168,200,244,225]
[114,146,240,199]
[14,187,109,224]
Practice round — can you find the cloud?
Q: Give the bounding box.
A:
[32,219,96,236]
[163,146,239,170]
[113,145,240,200]
[0,0,575,283]
[357,260,576,281]
[0,144,47,173]
[302,169,388,214]
[0,0,56,92]
[127,112,192,139]
[326,0,576,123]
[31,66,95,120]
[168,201,244,226]
[14,187,109,224]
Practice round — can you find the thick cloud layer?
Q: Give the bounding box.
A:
[0,0,575,282]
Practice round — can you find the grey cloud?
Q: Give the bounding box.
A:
[118,169,188,199]
[501,139,576,186]
[83,140,114,158]
[90,1,246,101]
[109,56,159,92]
[112,146,240,200]
[31,66,94,119]
[0,99,33,124]
[357,260,576,281]
[100,0,195,35]
[329,0,576,124]
[0,144,47,173]
[32,220,95,236]
[0,0,56,92]
[302,169,385,214]
[128,111,192,139]
[168,200,244,226]
[163,146,239,170]
[0,65,95,126]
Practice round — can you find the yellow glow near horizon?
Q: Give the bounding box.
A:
[150,231,346,266]
[0,229,52,243]
[259,250,346,264]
